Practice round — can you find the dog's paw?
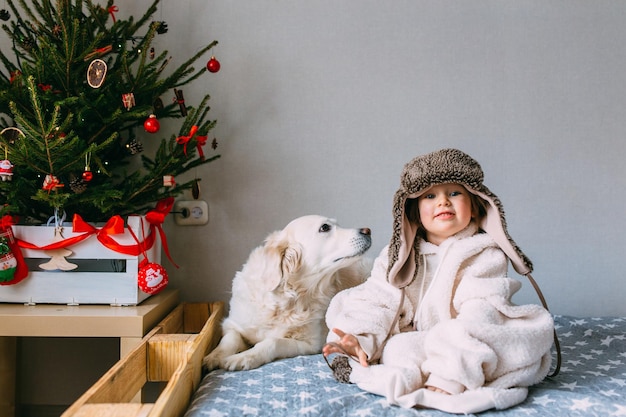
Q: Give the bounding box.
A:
[202,351,224,371]
[222,351,267,371]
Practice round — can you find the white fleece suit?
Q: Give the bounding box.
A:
[325,223,554,414]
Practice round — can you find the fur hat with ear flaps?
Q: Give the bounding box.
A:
[387,148,533,288]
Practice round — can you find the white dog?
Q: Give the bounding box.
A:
[203,215,372,371]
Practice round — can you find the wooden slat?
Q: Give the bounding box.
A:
[147,334,195,382]
[150,302,225,417]
[63,301,225,417]
[154,304,184,335]
[149,361,194,417]
[61,328,157,417]
[183,303,210,333]
[72,403,153,417]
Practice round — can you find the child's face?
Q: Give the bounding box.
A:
[418,183,474,245]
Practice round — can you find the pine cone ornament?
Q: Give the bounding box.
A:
[69,177,87,194]
[126,138,144,154]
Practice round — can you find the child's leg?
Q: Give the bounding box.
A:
[349,332,428,404]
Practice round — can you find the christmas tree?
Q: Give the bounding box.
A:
[0,0,220,224]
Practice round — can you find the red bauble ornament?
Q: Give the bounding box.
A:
[207,56,220,73]
[82,170,93,182]
[137,262,168,294]
[143,114,160,133]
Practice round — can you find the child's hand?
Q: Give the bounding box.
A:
[322,328,369,367]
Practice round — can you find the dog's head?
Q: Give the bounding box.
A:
[259,215,372,292]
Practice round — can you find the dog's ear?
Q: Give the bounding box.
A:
[260,231,302,291]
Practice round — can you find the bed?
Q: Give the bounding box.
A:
[185,314,626,417]
[64,308,626,417]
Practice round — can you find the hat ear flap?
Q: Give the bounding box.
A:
[468,188,533,275]
[387,192,419,288]
[259,231,302,291]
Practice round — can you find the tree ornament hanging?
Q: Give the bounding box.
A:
[173,89,187,116]
[126,138,144,154]
[0,159,14,181]
[87,59,107,88]
[122,93,135,110]
[1,127,25,145]
[42,175,63,191]
[192,178,201,199]
[151,21,168,34]
[82,153,93,182]
[207,55,221,73]
[137,261,168,294]
[52,24,61,37]
[69,176,87,194]
[144,114,160,133]
[82,170,93,181]
[153,97,164,111]
[163,175,175,187]
[0,9,10,21]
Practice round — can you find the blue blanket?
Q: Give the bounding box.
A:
[185,315,626,416]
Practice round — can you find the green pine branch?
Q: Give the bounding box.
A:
[0,0,221,223]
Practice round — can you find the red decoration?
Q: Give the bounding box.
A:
[108,5,119,23]
[0,217,29,286]
[163,175,175,187]
[82,170,93,182]
[143,114,160,133]
[122,93,135,110]
[42,175,64,191]
[137,261,168,294]
[16,198,179,269]
[0,160,14,181]
[176,125,209,160]
[207,56,220,73]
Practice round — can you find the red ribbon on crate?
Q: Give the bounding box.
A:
[15,198,178,267]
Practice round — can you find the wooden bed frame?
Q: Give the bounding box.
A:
[62,301,224,417]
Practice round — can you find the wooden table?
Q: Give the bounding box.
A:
[0,288,179,417]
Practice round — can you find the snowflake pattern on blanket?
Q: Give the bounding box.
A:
[185,316,626,417]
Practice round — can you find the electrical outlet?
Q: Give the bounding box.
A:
[174,200,209,226]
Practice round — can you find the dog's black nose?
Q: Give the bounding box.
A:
[360,228,371,236]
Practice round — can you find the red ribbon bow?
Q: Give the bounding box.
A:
[195,135,207,160]
[176,127,207,159]
[176,125,198,156]
[108,5,119,23]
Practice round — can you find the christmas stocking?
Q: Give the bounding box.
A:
[0,226,29,285]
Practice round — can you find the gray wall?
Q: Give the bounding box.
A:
[148,0,625,318]
[2,0,626,409]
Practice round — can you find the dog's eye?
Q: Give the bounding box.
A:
[319,223,332,233]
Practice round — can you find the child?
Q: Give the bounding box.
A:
[323,148,555,414]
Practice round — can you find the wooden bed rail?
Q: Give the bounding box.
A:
[62,301,224,417]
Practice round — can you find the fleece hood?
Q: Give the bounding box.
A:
[387,148,533,288]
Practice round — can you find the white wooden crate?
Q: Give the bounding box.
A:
[0,215,161,305]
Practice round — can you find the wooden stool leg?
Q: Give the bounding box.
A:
[0,336,17,417]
